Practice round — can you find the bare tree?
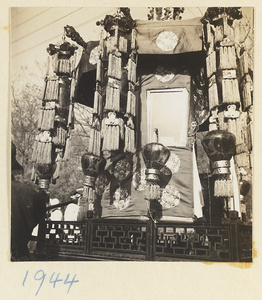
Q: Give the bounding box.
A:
[11,64,45,178]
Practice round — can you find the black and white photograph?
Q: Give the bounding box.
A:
[10,6,254,262]
[3,3,262,299]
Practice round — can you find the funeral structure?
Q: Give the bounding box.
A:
[31,7,253,261]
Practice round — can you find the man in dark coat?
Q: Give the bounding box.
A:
[11,143,47,261]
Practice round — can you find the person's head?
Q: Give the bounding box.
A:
[11,142,24,180]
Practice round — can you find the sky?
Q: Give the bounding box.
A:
[10,7,209,78]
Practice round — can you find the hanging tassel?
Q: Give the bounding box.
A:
[126,91,136,116]
[214,176,234,197]
[105,85,113,110]
[36,142,52,164]
[124,117,135,153]
[93,91,102,115]
[108,53,113,77]
[128,57,136,83]
[67,103,74,127]
[53,127,67,146]
[145,182,161,201]
[124,126,136,153]
[131,28,136,50]
[45,79,59,101]
[96,58,102,82]
[113,85,120,111]
[88,128,101,156]
[102,124,120,152]
[222,79,240,104]
[208,75,219,110]
[41,108,55,131]
[58,59,71,75]
[63,136,71,161]
[88,118,101,156]
[105,80,120,112]
[108,52,121,79]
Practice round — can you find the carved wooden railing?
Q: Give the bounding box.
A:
[35,219,252,262]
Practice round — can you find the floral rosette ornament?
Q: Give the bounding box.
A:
[113,188,131,210]
[95,171,110,195]
[159,185,180,208]
[113,158,132,182]
[165,152,180,174]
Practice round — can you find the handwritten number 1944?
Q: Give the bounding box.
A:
[22,270,79,296]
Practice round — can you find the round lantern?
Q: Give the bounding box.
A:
[81,153,106,186]
[35,163,56,190]
[142,143,170,200]
[201,130,236,197]
[240,179,251,197]
[80,153,106,218]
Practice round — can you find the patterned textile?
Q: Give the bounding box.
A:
[136,18,203,54]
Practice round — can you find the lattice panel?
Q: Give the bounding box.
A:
[44,221,86,247]
[92,223,147,254]
[155,225,231,261]
[238,225,252,262]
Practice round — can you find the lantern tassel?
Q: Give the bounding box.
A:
[214,176,234,197]
[145,182,161,201]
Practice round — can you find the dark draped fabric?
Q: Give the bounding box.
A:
[11,181,46,260]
